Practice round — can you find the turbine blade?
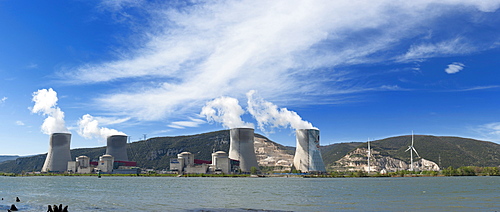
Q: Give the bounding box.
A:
[412,147,420,158]
[405,146,411,152]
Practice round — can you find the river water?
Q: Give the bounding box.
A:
[0,176,498,211]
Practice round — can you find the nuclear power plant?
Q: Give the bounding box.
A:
[38,128,327,175]
[293,129,326,173]
[106,135,129,161]
[228,128,259,172]
[41,133,72,172]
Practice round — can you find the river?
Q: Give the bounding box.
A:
[0,176,498,211]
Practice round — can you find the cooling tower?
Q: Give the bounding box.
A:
[41,133,72,172]
[106,135,129,161]
[229,128,259,172]
[293,129,326,172]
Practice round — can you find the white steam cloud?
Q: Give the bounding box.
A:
[200,96,254,129]
[78,114,126,140]
[246,90,315,132]
[31,88,69,135]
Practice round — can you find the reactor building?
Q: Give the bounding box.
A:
[169,151,238,174]
[106,135,129,161]
[42,133,72,172]
[66,134,138,174]
[228,128,259,172]
[293,129,326,173]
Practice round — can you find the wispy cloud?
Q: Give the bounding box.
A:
[15,121,25,126]
[473,122,500,141]
[94,116,131,125]
[397,38,474,62]
[168,118,206,129]
[445,62,465,74]
[60,1,500,122]
[26,63,38,69]
[449,85,500,92]
[0,97,6,104]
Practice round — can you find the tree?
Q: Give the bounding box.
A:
[250,166,258,175]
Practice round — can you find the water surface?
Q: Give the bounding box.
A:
[0,176,498,211]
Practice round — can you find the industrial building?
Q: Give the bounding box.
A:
[67,154,139,174]
[67,155,92,174]
[106,135,129,161]
[293,129,326,173]
[170,151,239,174]
[42,133,72,172]
[228,128,259,172]
[97,154,114,173]
[66,134,139,174]
[210,151,231,174]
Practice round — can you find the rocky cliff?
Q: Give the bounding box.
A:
[254,136,294,172]
[331,147,440,172]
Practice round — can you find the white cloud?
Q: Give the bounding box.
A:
[474,122,500,141]
[94,116,131,125]
[30,88,69,135]
[397,38,474,62]
[200,96,254,129]
[0,97,6,104]
[77,114,126,140]
[378,85,405,91]
[61,0,500,122]
[456,85,500,91]
[246,90,315,133]
[445,62,465,74]
[168,118,206,129]
[15,121,25,126]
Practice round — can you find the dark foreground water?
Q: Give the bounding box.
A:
[0,176,498,211]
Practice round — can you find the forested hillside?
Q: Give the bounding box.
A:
[321,135,500,169]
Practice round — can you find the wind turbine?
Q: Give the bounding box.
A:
[367,138,371,174]
[405,131,420,171]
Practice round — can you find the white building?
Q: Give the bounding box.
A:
[211,151,230,174]
[97,154,114,173]
[170,151,234,174]
[67,161,77,173]
[76,155,92,174]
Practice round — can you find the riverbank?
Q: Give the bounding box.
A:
[2,166,498,178]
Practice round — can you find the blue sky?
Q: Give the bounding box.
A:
[1,0,500,156]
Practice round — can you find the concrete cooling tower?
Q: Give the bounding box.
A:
[229,128,259,172]
[41,133,72,172]
[106,135,129,161]
[293,129,326,172]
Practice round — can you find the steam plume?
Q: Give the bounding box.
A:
[31,88,69,135]
[246,90,315,132]
[201,96,254,129]
[78,114,126,140]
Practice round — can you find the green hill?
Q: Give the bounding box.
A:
[320,142,363,165]
[321,135,500,168]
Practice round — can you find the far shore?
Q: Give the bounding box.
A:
[1,172,498,178]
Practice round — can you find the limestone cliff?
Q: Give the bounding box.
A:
[254,136,294,171]
[331,147,440,172]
